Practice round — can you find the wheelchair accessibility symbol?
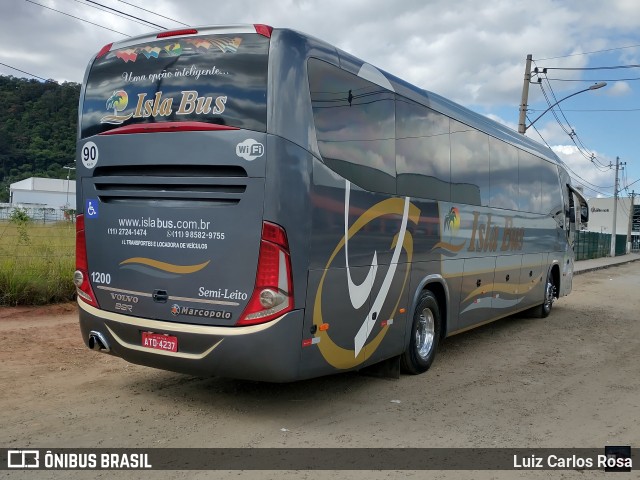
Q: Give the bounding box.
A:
[86,199,99,218]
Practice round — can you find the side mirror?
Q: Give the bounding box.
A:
[580,206,589,224]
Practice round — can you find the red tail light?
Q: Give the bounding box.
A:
[74,214,99,307]
[254,24,273,38]
[237,222,293,325]
[157,28,198,38]
[96,43,113,59]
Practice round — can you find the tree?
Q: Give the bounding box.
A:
[0,75,80,202]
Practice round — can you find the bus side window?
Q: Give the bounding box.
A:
[308,59,396,194]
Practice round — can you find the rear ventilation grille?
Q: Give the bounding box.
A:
[92,165,248,205]
[93,165,247,178]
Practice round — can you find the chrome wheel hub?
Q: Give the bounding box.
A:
[416,308,435,359]
[544,281,555,310]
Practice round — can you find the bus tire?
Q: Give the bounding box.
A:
[401,291,441,375]
[531,268,555,318]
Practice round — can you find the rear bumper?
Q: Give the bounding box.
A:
[78,300,304,382]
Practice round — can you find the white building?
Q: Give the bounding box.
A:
[9,177,76,210]
[586,196,639,250]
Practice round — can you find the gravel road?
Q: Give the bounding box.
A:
[1,262,638,479]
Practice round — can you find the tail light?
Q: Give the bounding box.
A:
[95,42,113,59]
[157,28,198,39]
[74,214,99,307]
[254,24,273,38]
[237,222,293,325]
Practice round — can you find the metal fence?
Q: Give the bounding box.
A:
[574,232,632,260]
[0,203,76,223]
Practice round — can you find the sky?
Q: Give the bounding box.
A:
[1,0,639,201]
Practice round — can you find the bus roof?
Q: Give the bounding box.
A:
[90,24,563,168]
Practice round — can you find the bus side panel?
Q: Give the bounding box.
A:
[262,136,314,310]
[520,253,545,308]
[363,262,412,366]
[457,256,497,331]
[300,267,372,378]
[297,161,407,377]
[299,160,447,377]
[494,253,525,315]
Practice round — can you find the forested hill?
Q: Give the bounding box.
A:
[0,75,80,202]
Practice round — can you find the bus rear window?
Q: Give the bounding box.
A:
[81,33,269,138]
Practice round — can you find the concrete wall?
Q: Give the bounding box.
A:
[586,197,637,236]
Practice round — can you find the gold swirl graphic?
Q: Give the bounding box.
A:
[313,198,420,369]
[120,257,210,274]
[431,241,466,253]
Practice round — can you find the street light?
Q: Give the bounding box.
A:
[63,165,76,208]
[519,82,607,134]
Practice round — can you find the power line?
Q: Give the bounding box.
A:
[83,0,166,29]
[528,108,640,112]
[116,0,190,27]
[24,0,130,36]
[0,62,50,82]
[545,77,640,82]
[535,44,640,61]
[69,0,158,29]
[627,177,640,189]
[525,117,613,197]
[532,63,611,170]
[538,79,603,167]
[542,64,640,71]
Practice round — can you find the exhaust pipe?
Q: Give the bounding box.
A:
[88,331,110,353]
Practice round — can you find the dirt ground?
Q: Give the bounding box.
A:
[1,263,639,479]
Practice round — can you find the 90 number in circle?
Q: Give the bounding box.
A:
[81,141,99,169]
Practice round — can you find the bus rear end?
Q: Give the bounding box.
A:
[75,25,302,381]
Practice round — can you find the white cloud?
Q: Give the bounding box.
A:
[552,145,615,198]
[607,81,632,96]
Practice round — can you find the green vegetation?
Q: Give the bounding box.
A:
[0,75,78,304]
[0,220,75,305]
[0,75,80,202]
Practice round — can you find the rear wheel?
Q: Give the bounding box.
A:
[401,291,441,375]
[531,268,555,318]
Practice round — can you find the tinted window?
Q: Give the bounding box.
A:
[396,98,451,200]
[539,159,563,215]
[518,151,541,212]
[489,137,519,210]
[81,34,269,137]
[308,59,395,194]
[450,120,490,206]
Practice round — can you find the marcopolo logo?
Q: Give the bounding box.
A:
[169,303,230,319]
[236,139,264,161]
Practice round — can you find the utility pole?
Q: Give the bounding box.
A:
[518,54,533,134]
[610,156,625,257]
[628,190,636,253]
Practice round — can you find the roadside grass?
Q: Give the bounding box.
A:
[0,221,75,305]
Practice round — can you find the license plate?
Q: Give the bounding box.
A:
[141,332,178,352]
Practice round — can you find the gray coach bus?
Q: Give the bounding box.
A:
[75,25,588,382]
